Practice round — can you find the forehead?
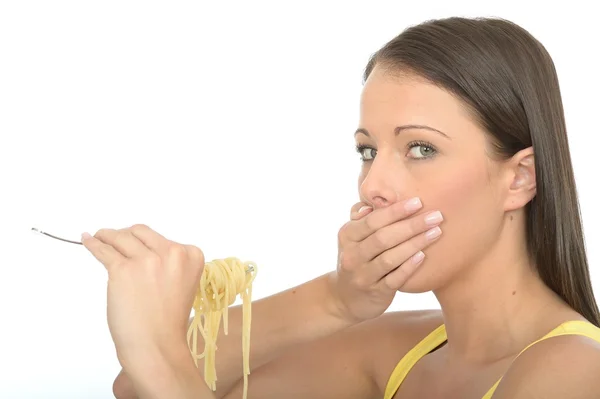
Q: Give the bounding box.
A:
[359,66,480,138]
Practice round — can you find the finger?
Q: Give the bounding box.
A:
[94,228,151,258]
[367,225,442,284]
[81,232,126,271]
[359,210,443,261]
[346,197,423,242]
[350,202,373,220]
[381,250,426,291]
[128,224,171,255]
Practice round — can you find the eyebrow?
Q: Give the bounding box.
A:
[354,124,451,139]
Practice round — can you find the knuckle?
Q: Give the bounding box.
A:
[186,245,205,263]
[338,222,351,241]
[408,216,426,236]
[338,251,353,272]
[401,241,421,262]
[339,249,362,273]
[167,242,188,259]
[372,230,388,248]
[94,228,111,238]
[115,229,131,240]
[130,224,149,233]
[352,274,368,289]
[364,215,377,231]
[379,253,397,270]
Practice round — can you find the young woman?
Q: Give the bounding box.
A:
[83,16,600,399]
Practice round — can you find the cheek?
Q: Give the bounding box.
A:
[401,163,501,291]
[424,165,488,217]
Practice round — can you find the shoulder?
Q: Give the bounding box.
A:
[350,309,444,392]
[492,331,600,398]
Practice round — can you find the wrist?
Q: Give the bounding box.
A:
[323,271,363,326]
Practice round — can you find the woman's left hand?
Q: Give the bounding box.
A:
[81,224,205,369]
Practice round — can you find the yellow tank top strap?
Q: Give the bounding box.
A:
[481,320,600,399]
[383,323,447,399]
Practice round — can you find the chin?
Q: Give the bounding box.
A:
[395,259,450,294]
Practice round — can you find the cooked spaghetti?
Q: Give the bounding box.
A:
[187,257,257,399]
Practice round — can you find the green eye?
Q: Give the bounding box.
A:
[407,142,436,159]
[356,145,377,161]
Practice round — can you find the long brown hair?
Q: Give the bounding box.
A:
[363,17,600,327]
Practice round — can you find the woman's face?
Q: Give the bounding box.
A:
[356,66,508,293]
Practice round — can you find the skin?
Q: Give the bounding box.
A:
[353,66,600,397]
[84,65,600,399]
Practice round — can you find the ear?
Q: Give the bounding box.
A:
[503,147,536,212]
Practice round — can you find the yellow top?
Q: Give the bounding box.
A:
[383,320,600,399]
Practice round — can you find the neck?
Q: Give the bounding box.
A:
[433,214,571,364]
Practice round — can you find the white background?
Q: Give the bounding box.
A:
[1,1,598,398]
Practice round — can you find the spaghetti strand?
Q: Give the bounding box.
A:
[187,257,257,399]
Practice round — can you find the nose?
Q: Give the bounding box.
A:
[359,154,407,209]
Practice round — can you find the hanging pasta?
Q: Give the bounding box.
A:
[187,257,257,399]
[29,228,258,398]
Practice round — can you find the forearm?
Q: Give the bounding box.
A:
[114,271,355,398]
[124,343,216,399]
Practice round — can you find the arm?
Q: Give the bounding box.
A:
[114,272,357,398]
[222,310,444,399]
[224,315,381,399]
[113,198,439,398]
[123,344,218,399]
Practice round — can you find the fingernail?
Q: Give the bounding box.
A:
[358,205,372,214]
[425,226,442,241]
[404,197,422,212]
[424,211,443,226]
[412,251,425,264]
[81,232,92,241]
